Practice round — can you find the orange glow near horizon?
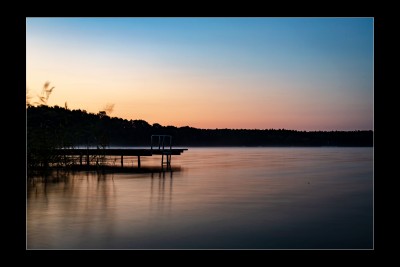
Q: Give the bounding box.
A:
[26,18,373,131]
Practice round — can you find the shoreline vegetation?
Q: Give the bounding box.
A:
[27,104,373,174]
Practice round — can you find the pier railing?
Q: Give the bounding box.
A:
[151,135,173,168]
[151,135,172,151]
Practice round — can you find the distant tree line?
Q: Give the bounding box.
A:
[27,105,373,149]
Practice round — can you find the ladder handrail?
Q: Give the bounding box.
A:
[151,135,172,151]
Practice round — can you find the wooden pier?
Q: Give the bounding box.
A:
[53,135,187,170]
[54,148,187,168]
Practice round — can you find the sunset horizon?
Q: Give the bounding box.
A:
[28,100,373,132]
[27,18,373,131]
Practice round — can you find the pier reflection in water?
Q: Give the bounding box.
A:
[27,147,373,249]
[28,168,179,249]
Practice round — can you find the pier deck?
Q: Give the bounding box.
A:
[54,148,187,156]
[53,148,188,169]
[52,135,187,170]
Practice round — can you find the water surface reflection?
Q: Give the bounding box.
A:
[28,147,373,249]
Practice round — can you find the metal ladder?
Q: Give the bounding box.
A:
[151,135,172,169]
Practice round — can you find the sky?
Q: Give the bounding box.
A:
[26,18,373,131]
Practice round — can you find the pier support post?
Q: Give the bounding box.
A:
[167,155,172,170]
[121,155,123,167]
[138,156,141,169]
[86,153,89,166]
[80,154,82,166]
[161,154,172,170]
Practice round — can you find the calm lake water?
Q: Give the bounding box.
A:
[27,147,373,249]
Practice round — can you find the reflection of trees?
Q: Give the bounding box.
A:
[27,170,183,248]
[27,171,117,248]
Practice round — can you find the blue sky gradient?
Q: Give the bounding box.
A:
[26,18,373,130]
